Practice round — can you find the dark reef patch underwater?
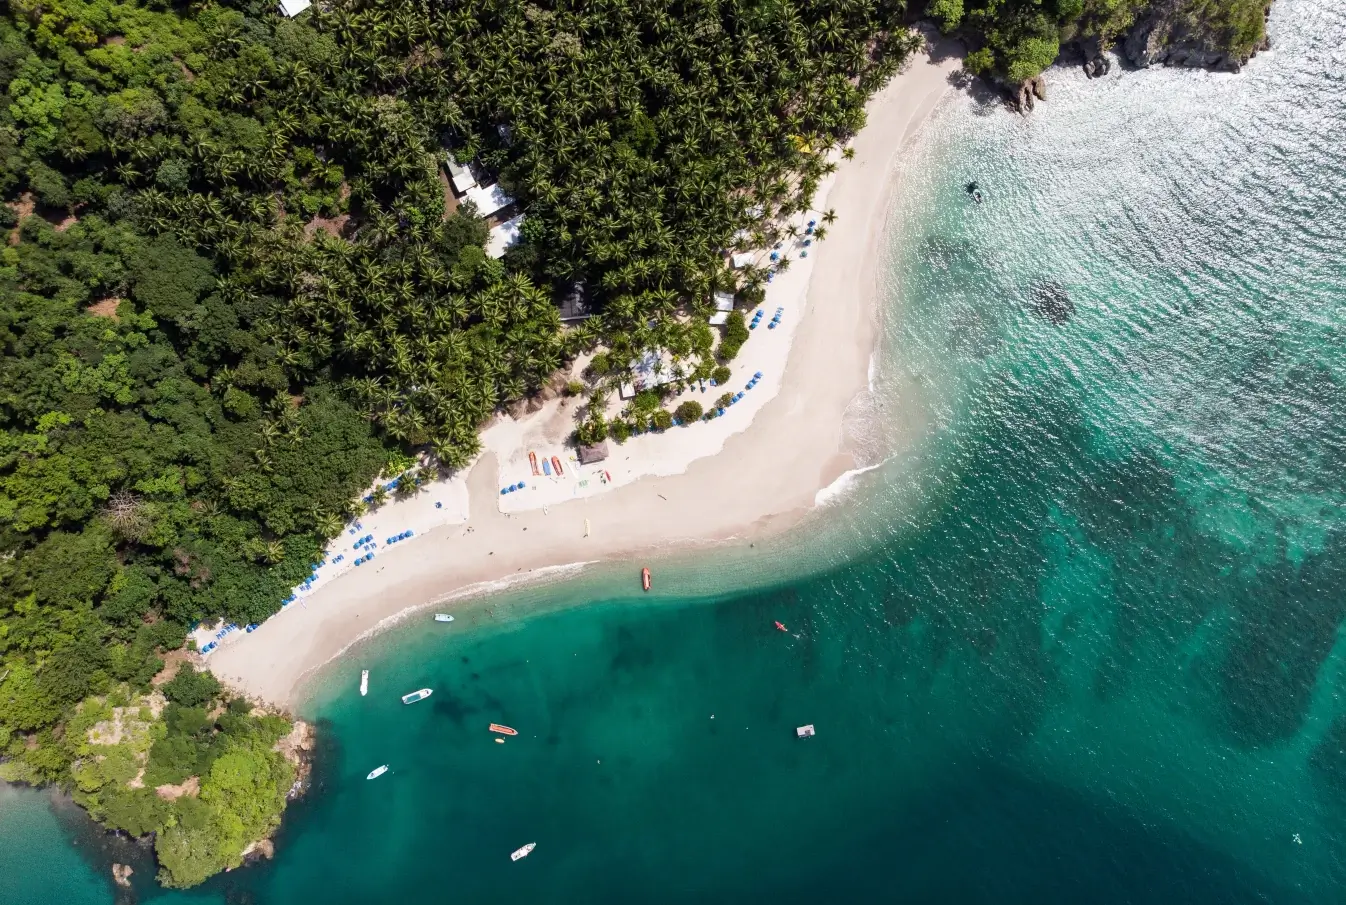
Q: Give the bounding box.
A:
[4,0,1346,902]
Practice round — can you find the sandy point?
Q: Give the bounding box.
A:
[206,37,965,707]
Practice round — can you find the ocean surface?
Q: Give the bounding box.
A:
[5,0,1345,901]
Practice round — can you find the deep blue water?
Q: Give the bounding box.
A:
[3,0,1344,901]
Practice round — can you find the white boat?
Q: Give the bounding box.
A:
[367,765,389,780]
[796,724,815,738]
[510,842,536,861]
[360,669,369,696]
[434,613,455,623]
[401,688,433,704]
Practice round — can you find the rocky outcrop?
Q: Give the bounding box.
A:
[1081,37,1111,79]
[1122,0,1272,73]
[1013,75,1048,112]
[111,863,134,888]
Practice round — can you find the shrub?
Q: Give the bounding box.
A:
[565,380,584,396]
[161,665,221,709]
[711,365,732,385]
[652,410,673,431]
[674,400,703,422]
[609,420,631,443]
[577,415,608,445]
[717,310,750,361]
[716,393,733,409]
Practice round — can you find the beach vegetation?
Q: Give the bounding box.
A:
[712,366,734,386]
[717,393,736,410]
[717,312,751,362]
[652,411,675,431]
[675,401,705,423]
[609,420,632,443]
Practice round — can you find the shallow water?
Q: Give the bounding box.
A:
[5,0,1345,901]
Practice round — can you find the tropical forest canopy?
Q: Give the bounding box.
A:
[0,0,920,867]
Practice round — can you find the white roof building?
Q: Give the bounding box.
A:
[444,154,476,194]
[277,0,310,16]
[731,251,754,269]
[464,182,515,219]
[486,214,524,259]
[709,291,735,326]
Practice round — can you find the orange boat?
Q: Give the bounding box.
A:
[641,567,651,592]
[528,452,540,476]
[551,455,564,476]
[489,723,518,736]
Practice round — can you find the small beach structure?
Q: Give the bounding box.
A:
[277,0,310,16]
[464,182,515,219]
[709,290,735,326]
[796,724,816,738]
[731,251,754,269]
[559,280,593,322]
[578,442,609,466]
[444,153,477,194]
[487,213,524,259]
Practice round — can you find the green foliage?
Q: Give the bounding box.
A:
[674,400,704,423]
[652,410,674,431]
[161,665,221,708]
[929,0,966,31]
[717,311,751,362]
[609,420,631,443]
[712,366,733,385]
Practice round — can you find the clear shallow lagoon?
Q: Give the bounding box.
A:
[5,0,1345,900]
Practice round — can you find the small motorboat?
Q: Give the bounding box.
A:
[489,723,518,736]
[401,688,433,704]
[434,613,455,623]
[966,181,983,204]
[796,724,816,738]
[529,451,540,476]
[551,456,564,476]
[360,669,369,696]
[510,843,536,862]
[775,621,787,632]
[367,765,389,780]
[641,567,651,592]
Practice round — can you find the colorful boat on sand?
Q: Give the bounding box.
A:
[511,843,536,862]
[401,688,433,704]
[551,456,564,476]
[489,723,518,736]
[641,567,651,592]
[542,459,552,476]
[528,451,540,476]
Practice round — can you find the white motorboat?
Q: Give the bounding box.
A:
[434,613,454,623]
[367,765,389,780]
[796,724,816,738]
[360,669,369,696]
[510,842,536,861]
[401,688,433,704]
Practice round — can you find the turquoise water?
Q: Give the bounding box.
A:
[5,0,1346,900]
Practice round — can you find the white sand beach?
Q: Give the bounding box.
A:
[206,37,963,706]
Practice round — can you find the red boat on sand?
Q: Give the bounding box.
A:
[641,568,651,592]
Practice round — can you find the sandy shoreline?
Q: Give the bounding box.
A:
[207,39,963,708]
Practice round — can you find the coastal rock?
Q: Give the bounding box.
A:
[1013,76,1047,112]
[1081,38,1111,79]
[1123,2,1273,73]
[112,863,133,888]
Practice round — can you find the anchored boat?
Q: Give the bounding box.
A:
[401,688,433,704]
[796,724,816,738]
[367,765,389,780]
[510,843,536,862]
[434,613,455,623]
[489,723,518,736]
[360,669,369,696]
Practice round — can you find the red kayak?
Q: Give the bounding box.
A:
[641,567,651,592]
[775,621,787,632]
